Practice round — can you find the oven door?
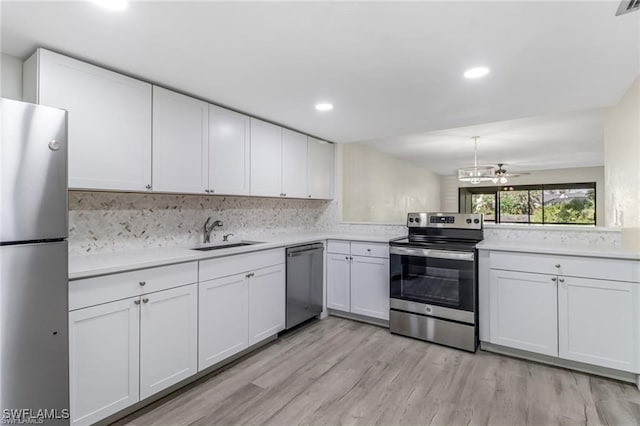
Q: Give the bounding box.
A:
[390,246,476,321]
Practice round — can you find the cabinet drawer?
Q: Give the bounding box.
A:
[199,248,285,281]
[69,262,198,311]
[350,242,389,258]
[490,251,637,282]
[327,240,350,255]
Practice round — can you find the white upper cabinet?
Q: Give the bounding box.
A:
[152,86,208,194]
[281,129,308,198]
[24,48,152,191]
[307,137,334,199]
[250,118,283,197]
[209,105,250,195]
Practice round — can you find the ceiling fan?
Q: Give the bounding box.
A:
[492,163,530,184]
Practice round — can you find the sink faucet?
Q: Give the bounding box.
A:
[223,233,235,242]
[203,218,223,243]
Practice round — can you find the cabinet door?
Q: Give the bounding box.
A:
[152,86,208,194]
[139,284,198,400]
[250,118,282,197]
[558,276,639,372]
[327,253,351,312]
[69,298,140,426]
[281,129,308,198]
[307,137,334,199]
[209,105,250,195]
[350,255,390,320]
[36,49,152,191]
[489,269,558,357]
[249,264,286,345]
[199,273,249,371]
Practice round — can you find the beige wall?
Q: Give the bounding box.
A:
[440,166,605,226]
[1,52,23,100]
[604,76,640,249]
[340,143,440,224]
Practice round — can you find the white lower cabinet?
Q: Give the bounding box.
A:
[249,264,286,344]
[69,298,140,426]
[326,240,389,321]
[68,263,198,426]
[489,269,558,357]
[139,284,198,400]
[350,255,390,320]
[199,273,249,370]
[558,276,638,372]
[483,250,640,374]
[198,249,286,371]
[326,253,351,311]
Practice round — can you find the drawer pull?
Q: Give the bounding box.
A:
[559,278,565,283]
[142,298,149,304]
[134,300,141,305]
[555,264,561,268]
[139,281,146,286]
[551,277,557,282]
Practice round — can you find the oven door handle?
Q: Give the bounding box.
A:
[389,246,475,261]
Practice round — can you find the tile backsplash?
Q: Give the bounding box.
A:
[69,191,621,255]
[68,191,406,255]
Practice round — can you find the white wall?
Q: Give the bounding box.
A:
[604,76,640,249]
[1,52,23,100]
[440,166,605,226]
[340,143,440,224]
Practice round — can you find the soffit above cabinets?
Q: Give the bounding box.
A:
[1,1,638,144]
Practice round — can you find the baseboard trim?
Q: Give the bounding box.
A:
[328,309,389,328]
[480,341,638,384]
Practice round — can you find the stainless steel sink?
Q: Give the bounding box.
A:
[190,241,263,251]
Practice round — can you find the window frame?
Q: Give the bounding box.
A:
[458,182,596,226]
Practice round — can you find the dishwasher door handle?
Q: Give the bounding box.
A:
[288,248,323,257]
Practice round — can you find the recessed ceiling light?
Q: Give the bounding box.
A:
[315,103,333,112]
[464,67,490,79]
[91,0,129,11]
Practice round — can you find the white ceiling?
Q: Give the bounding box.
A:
[1,1,638,147]
[362,108,605,175]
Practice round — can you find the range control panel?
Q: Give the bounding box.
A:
[407,212,483,229]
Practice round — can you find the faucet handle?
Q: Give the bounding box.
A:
[223,233,235,242]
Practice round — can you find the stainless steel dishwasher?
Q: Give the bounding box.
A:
[286,243,324,329]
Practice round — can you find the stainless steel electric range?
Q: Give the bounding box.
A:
[389,212,483,352]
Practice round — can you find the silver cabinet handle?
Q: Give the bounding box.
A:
[134,300,141,305]
[555,264,561,268]
[345,256,349,260]
[145,184,152,190]
[210,189,214,194]
[139,281,146,286]
[205,189,210,193]
[551,277,557,282]
[559,278,565,283]
[142,298,149,304]
[308,195,312,198]
[246,272,255,278]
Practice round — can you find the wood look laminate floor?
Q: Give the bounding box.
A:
[120,317,640,426]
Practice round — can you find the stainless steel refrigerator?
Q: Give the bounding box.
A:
[1,98,69,425]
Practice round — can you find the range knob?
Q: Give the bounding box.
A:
[409,217,414,223]
[466,219,472,224]
[415,217,420,223]
[473,219,480,224]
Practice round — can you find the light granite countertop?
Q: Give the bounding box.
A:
[476,240,640,260]
[69,232,405,280]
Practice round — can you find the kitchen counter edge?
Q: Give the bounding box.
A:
[476,240,640,261]
[69,233,405,280]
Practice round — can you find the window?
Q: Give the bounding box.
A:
[459,183,596,225]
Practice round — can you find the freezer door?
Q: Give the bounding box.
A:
[1,98,68,242]
[0,241,69,424]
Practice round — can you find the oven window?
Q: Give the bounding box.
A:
[404,266,460,304]
[390,253,475,311]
